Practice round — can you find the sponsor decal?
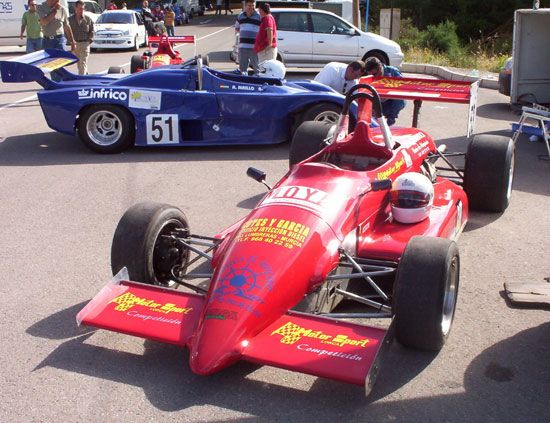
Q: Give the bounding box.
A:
[374,77,464,93]
[78,88,128,101]
[402,150,413,168]
[129,89,161,110]
[0,1,13,13]
[204,308,238,321]
[237,217,311,249]
[219,84,230,89]
[376,158,405,180]
[272,322,370,348]
[212,257,274,317]
[297,344,363,361]
[110,292,193,315]
[260,185,329,215]
[411,139,431,157]
[37,58,73,72]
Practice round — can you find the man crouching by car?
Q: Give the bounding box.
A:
[69,1,94,75]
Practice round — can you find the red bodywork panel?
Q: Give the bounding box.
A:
[79,104,468,390]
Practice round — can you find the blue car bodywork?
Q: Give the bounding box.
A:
[0,50,353,153]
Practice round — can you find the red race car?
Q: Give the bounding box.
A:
[77,83,514,395]
[129,34,204,73]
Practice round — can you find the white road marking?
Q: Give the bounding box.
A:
[0,26,233,112]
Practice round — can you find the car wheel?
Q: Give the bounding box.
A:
[393,236,460,351]
[289,121,334,167]
[130,54,146,73]
[362,51,389,66]
[78,105,134,153]
[107,66,125,74]
[202,54,210,67]
[111,202,190,287]
[132,35,138,51]
[299,102,341,126]
[464,134,514,212]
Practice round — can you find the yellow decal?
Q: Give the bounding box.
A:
[237,217,310,249]
[271,322,369,348]
[130,91,142,101]
[110,292,193,315]
[375,77,456,90]
[37,58,73,71]
[376,158,405,180]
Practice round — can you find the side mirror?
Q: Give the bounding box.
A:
[247,167,271,190]
[247,167,266,183]
[371,179,392,191]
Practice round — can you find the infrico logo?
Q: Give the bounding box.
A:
[78,88,128,101]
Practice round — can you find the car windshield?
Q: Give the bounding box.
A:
[97,12,133,24]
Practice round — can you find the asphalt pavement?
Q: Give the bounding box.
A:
[0,12,549,423]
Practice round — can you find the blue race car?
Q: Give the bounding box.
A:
[0,50,352,154]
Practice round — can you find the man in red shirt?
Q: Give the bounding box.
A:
[254,3,277,63]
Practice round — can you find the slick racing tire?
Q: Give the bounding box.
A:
[289,120,334,167]
[300,102,341,126]
[107,66,125,74]
[393,236,460,351]
[78,105,134,154]
[463,134,514,212]
[111,202,190,287]
[130,55,147,73]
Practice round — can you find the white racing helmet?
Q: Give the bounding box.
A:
[390,173,434,224]
[258,59,286,79]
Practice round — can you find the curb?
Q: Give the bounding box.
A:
[401,63,499,90]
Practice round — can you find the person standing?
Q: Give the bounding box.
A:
[254,3,277,63]
[37,0,76,51]
[164,6,175,36]
[215,0,222,16]
[68,0,94,75]
[314,61,365,95]
[224,0,233,15]
[107,1,118,10]
[235,0,260,75]
[20,1,43,53]
[364,57,405,125]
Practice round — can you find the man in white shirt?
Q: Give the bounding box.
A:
[314,61,365,94]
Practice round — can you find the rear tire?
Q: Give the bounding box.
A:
[289,121,333,167]
[107,66,125,74]
[464,134,514,212]
[111,202,190,287]
[393,237,460,351]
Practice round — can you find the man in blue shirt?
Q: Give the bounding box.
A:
[364,57,406,126]
[235,0,261,75]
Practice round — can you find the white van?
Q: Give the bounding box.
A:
[0,0,69,47]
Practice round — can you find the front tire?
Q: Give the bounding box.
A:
[130,54,146,73]
[299,102,341,126]
[393,237,460,351]
[107,66,125,74]
[289,121,334,166]
[111,202,190,287]
[464,134,514,212]
[78,105,134,153]
[362,50,389,66]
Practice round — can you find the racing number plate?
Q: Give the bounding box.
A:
[146,114,179,145]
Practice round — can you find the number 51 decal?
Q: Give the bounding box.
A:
[146,114,179,144]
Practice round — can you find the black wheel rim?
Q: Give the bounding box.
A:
[151,219,189,287]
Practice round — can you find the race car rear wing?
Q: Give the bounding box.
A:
[361,75,480,137]
[0,49,78,88]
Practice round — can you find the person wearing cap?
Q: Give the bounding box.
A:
[364,57,405,126]
[314,61,365,95]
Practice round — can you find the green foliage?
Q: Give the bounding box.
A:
[422,20,461,55]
